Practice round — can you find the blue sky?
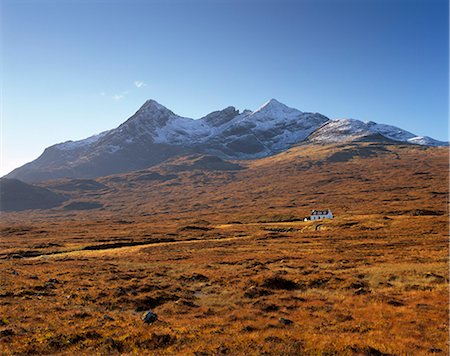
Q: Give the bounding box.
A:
[1,0,448,176]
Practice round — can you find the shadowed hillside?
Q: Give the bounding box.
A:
[0,178,67,212]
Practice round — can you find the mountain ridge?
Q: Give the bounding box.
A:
[5,99,447,182]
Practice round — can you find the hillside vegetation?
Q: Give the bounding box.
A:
[0,142,448,355]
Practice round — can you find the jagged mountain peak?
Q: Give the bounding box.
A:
[4,98,447,182]
[201,106,240,127]
[129,99,178,122]
[257,98,284,109]
[253,98,302,116]
[137,99,173,114]
[123,99,181,129]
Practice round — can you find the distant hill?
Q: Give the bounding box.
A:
[42,178,108,192]
[0,178,68,211]
[0,142,447,217]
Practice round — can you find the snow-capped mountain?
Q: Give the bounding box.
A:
[308,118,447,146]
[6,99,447,182]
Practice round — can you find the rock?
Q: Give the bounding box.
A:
[279,317,293,325]
[30,275,39,280]
[11,270,19,276]
[142,310,158,324]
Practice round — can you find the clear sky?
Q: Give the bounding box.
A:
[1,0,448,176]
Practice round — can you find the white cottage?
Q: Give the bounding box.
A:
[310,209,333,220]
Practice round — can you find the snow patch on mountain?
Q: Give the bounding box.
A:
[56,130,111,151]
[309,118,447,146]
[365,121,415,141]
[407,136,448,146]
[308,119,372,143]
[253,98,303,117]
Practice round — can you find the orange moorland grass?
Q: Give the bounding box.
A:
[0,142,448,355]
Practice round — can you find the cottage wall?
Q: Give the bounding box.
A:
[310,210,333,220]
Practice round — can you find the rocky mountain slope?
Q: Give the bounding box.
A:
[5,99,447,182]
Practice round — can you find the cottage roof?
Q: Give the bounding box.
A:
[311,209,331,215]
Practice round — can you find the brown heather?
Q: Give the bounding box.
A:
[0,142,448,355]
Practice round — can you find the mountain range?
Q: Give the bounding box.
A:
[5,98,447,182]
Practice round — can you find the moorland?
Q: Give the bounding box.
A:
[0,142,448,355]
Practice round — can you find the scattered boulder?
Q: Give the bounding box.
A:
[142,310,158,324]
